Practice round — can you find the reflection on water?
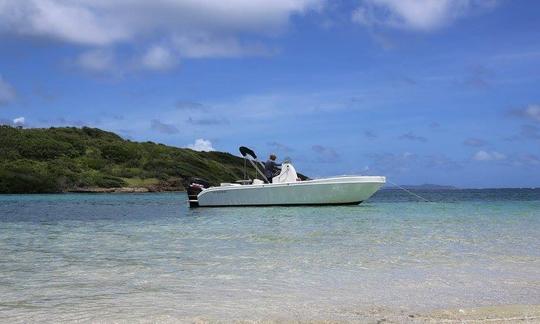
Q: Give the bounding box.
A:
[0,189,539,322]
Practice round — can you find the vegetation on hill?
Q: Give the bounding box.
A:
[0,126,252,193]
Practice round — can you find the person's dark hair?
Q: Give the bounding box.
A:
[270,154,277,161]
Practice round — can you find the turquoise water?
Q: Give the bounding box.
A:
[0,189,539,322]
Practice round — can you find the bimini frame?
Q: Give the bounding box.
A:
[239,146,269,183]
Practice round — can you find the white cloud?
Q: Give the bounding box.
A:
[150,119,179,134]
[13,116,25,126]
[367,151,418,174]
[173,34,271,58]
[473,150,506,161]
[352,0,498,31]
[312,144,339,163]
[518,154,540,166]
[188,138,215,152]
[0,0,322,58]
[140,46,177,71]
[512,104,540,123]
[524,105,540,122]
[463,137,486,147]
[0,1,129,45]
[75,49,116,72]
[0,75,16,106]
[398,131,427,142]
[210,91,358,122]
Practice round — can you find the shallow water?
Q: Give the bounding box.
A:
[0,189,539,322]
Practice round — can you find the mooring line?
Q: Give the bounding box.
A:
[387,179,431,202]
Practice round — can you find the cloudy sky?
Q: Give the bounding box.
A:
[1,0,539,187]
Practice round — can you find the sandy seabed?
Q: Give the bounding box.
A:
[181,305,540,323]
[106,305,540,323]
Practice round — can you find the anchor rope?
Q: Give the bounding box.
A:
[387,179,431,202]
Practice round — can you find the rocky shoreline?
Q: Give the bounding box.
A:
[66,177,187,193]
[66,186,185,193]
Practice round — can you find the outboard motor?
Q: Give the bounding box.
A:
[187,178,210,208]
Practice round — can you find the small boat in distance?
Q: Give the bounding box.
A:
[187,146,385,207]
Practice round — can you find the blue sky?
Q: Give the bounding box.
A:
[1,0,539,188]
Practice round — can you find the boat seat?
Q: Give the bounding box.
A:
[272,163,298,184]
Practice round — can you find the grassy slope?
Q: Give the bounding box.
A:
[0,126,250,193]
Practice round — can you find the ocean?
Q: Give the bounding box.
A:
[1,189,539,322]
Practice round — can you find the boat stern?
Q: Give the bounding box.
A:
[187,178,211,208]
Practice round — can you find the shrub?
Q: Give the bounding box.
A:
[0,160,60,193]
[100,144,140,163]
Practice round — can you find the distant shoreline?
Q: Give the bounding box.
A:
[383,184,458,190]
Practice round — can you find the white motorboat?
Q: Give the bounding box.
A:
[187,147,385,207]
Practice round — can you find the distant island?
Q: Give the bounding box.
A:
[0,126,254,194]
[384,184,458,190]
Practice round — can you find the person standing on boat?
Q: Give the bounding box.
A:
[264,154,281,183]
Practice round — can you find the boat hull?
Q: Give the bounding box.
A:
[195,176,385,207]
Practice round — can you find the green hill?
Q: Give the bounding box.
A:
[0,126,256,193]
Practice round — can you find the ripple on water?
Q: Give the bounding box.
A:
[0,190,539,322]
